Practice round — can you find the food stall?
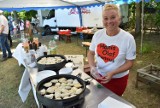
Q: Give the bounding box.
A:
[12,42,136,108]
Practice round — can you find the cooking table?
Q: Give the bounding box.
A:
[13,43,48,103]
[73,69,136,108]
[13,43,136,108]
[29,68,136,108]
[12,44,85,107]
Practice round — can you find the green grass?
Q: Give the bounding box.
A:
[141,43,152,54]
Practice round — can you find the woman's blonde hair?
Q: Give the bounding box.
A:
[103,4,121,17]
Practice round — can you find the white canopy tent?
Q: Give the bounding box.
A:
[0,0,159,10]
[0,0,105,8]
[0,0,159,54]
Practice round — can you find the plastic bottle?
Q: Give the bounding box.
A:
[48,39,57,55]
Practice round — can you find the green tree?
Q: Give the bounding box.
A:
[25,10,37,21]
[17,11,26,21]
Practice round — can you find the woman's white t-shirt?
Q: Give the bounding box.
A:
[89,28,136,78]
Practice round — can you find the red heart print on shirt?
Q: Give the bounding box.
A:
[97,43,119,63]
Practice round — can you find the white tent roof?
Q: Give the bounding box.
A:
[1,0,160,9]
[0,0,105,8]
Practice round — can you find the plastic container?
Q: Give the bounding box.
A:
[48,39,57,55]
[90,67,102,79]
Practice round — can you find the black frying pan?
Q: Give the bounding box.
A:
[36,74,90,108]
[36,54,67,72]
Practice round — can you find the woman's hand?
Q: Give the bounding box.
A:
[98,72,114,84]
[98,60,134,83]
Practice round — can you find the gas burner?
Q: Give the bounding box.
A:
[41,98,84,108]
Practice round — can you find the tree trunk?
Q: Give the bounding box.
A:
[135,3,141,36]
[133,3,136,24]
[13,11,18,23]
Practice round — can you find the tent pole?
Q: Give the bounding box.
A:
[77,6,83,26]
[140,0,144,55]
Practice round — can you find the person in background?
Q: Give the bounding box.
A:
[8,16,14,37]
[31,16,40,34]
[25,20,33,39]
[87,4,136,96]
[0,10,12,61]
[8,19,13,47]
[12,19,17,38]
[16,19,20,38]
[19,19,24,39]
[91,24,98,33]
[8,30,13,47]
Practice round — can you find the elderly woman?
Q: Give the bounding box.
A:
[87,4,136,96]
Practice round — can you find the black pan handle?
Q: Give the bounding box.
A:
[84,80,90,85]
[76,73,81,77]
[72,66,78,70]
[66,59,73,63]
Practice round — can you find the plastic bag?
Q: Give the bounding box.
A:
[90,67,102,79]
